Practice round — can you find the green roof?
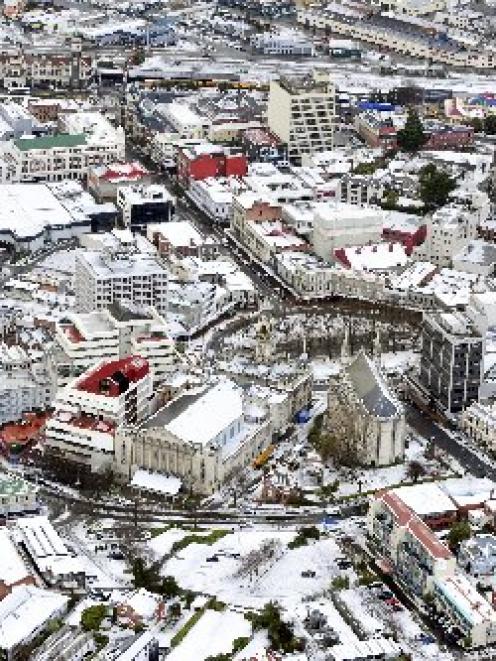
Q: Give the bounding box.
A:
[0,476,34,496]
[15,133,87,151]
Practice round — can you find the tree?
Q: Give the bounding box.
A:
[419,164,456,210]
[397,109,427,153]
[447,520,471,550]
[169,602,181,619]
[81,605,107,632]
[250,602,301,653]
[484,115,496,135]
[470,117,484,133]
[405,460,426,483]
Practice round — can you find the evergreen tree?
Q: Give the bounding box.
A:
[397,108,427,153]
[419,164,456,210]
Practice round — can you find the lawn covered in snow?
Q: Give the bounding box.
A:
[167,609,252,661]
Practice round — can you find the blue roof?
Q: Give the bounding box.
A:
[358,102,396,111]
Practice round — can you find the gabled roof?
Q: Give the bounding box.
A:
[345,351,402,419]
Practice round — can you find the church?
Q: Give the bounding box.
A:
[327,331,406,467]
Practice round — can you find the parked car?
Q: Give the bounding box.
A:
[301,569,316,578]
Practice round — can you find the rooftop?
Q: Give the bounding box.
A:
[14,133,86,151]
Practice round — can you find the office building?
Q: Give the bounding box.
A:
[75,230,168,315]
[419,312,483,413]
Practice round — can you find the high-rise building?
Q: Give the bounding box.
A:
[419,312,483,413]
[267,71,335,164]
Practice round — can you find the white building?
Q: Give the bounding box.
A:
[55,303,175,386]
[461,400,496,453]
[0,183,91,253]
[45,355,152,471]
[459,534,496,585]
[311,202,384,261]
[187,177,244,224]
[115,379,271,494]
[1,116,125,183]
[433,573,496,647]
[250,30,314,56]
[0,345,55,426]
[0,585,68,660]
[13,516,86,589]
[414,205,478,268]
[157,102,204,139]
[267,72,335,164]
[74,230,169,315]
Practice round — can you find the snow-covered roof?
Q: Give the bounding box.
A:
[392,483,457,517]
[131,469,181,495]
[164,381,243,446]
[0,585,68,652]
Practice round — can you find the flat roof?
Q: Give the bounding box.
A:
[14,133,87,151]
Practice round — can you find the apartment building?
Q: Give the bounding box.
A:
[414,206,480,268]
[45,355,152,471]
[274,251,387,301]
[74,230,168,315]
[115,379,271,494]
[419,312,483,413]
[0,44,93,90]
[267,72,335,164]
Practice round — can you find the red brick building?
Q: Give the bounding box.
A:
[177,143,248,188]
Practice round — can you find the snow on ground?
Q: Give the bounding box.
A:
[232,630,270,661]
[167,609,252,661]
[164,530,343,610]
[148,528,190,559]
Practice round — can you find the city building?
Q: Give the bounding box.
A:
[267,72,335,164]
[116,185,175,233]
[250,30,314,56]
[368,489,456,599]
[0,528,34,601]
[0,476,39,520]
[328,350,406,467]
[459,534,496,585]
[74,230,168,315]
[176,143,248,188]
[311,202,384,261]
[12,516,86,589]
[0,345,56,426]
[87,161,152,202]
[0,586,68,660]
[419,312,483,413]
[461,400,496,453]
[1,127,125,184]
[115,379,271,494]
[241,128,288,167]
[45,355,152,472]
[0,183,92,253]
[55,303,175,387]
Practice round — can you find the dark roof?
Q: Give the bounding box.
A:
[108,301,154,323]
[345,351,401,419]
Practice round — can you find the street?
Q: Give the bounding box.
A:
[406,403,496,480]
